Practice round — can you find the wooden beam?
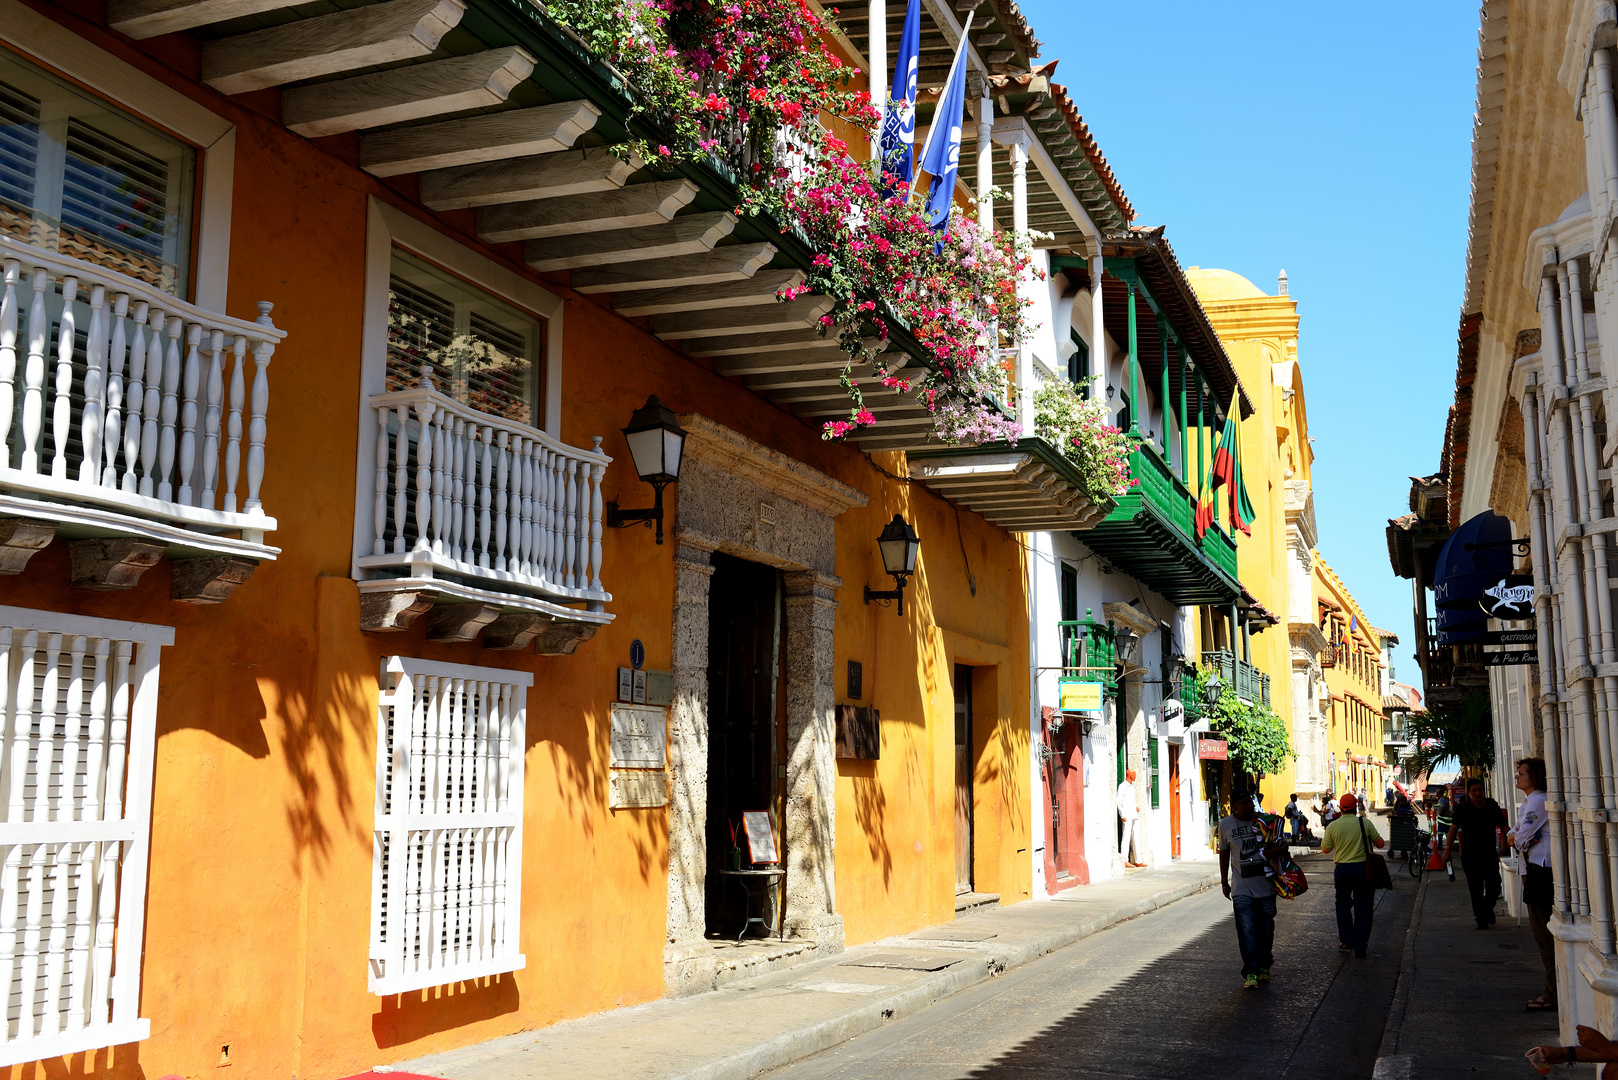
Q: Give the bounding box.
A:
[359,101,599,177]
[109,0,305,39]
[651,296,831,340]
[478,179,695,243]
[611,270,805,317]
[571,243,777,293]
[732,349,904,388]
[201,0,464,95]
[420,148,640,210]
[714,347,871,377]
[523,211,734,272]
[283,47,534,138]
[683,329,840,358]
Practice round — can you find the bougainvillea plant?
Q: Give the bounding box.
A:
[1033,377,1139,502]
[546,0,1074,449]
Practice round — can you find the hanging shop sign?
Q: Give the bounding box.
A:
[1478,576,1535,620]
[1197,737,1228,761]
[1481,649,1539,667]
[1058,678,1104,713]
[1476,627,1537,645]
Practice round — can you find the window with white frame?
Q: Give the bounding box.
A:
[0,49,194,294]
[387,250,544,427]
[369,656,530,995]
[0,604,173,1066]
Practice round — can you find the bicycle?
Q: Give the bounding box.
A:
[1409,828,1429,879]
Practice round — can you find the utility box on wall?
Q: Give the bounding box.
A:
[836,704,879,760]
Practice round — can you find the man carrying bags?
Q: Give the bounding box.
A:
[1219,790,1286,989]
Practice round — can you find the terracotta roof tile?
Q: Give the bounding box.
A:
[1047,80,1133,223]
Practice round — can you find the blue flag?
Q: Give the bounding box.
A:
[918,17,971,241]
[878,0,921,187]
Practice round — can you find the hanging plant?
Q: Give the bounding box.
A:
[1209,690,1294,780]
[1033,377,1138,502]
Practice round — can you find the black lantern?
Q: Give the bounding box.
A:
[1112,625,1139,666]
[1204,669,1224,704]
[1105,382,1116,400]
[606,395,687,544]
[864,514,920,615]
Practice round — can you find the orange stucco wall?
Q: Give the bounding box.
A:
[0,5,1031,1078]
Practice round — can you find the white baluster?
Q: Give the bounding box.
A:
[0,261,18,469]
[479,425,494,569]
[446,416,463,560]
[64,841,93,1030]
[564,457,579,589]
[138,311,161,497]
[224,335,247,512]
[78,284,107,483]
[91,641,131,1026]
[123,303,149,493]
[58,637,86,822]
[393,403,409,554]
[82,641,109,823]
[519,439,535,575]
[462,423,478,563]
[178,323,202,504]
[373,405,390,555]
[244,304,276,513]
[200,329,224,508]
[157,315,181,502]
[414,399,435,552]
[431,411,448,556]
[102,293,128,488]
[20,267,48,474]
[539,447,555,581]
[495,431,509,572]
[17,842,46,1037]
[590,447,605,592]
[39,842,69,1035]
[51,276,78,479]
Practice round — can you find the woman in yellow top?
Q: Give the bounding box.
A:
[1319,793,1386,957]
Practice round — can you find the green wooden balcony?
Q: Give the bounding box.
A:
[1078,443,1241,605]
[1202,650,1271,708]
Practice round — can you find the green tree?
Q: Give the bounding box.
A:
[1405,691,1495,779]
[1209,690,1293,782]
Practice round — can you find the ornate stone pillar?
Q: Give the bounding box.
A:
[665,538,717,950]
[781,570,844,947]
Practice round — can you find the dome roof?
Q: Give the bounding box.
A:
[1185,267,1268,302]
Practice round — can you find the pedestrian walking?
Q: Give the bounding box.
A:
[1509,756,1556,1012]
[1218,791,1282,989]
[1435,786,1457,881]
[1444,776,1509,929]
[1356,786,1367,812]
[1320,792,1385,957]
[1284,793,1301,842]
[1118,769,1142,867]
[1317,792,1339,827]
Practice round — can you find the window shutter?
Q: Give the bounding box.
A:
[60,119,173,268]
[0,605,172,1067]
[0,80,41,215]
[369,656,531,995]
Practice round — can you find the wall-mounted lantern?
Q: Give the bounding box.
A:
[606,395,687,545]
[864,514,920,616]
[1112,624,1139,667]
[1204,669,1224,704]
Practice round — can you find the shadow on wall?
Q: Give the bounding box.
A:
[372,976,520,1048]
[842,758,892,886]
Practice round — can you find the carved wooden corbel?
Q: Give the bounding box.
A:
[68,538,164,591]
[426,602,501,643]
[171,556,257,604]
[0,518,54,574]
[360,589,435,632]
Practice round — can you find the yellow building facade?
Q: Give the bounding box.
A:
[1314,557,1392,803]
[1185,268,1331,810]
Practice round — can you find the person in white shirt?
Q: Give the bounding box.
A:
[1509,756,1555,1012]
[1118,769,1142,867]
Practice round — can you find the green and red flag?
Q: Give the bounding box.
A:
[1193,405,1255,539]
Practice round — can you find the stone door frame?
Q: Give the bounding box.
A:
[663,416,866,994]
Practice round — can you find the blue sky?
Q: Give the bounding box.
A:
[1019,1,1479,681]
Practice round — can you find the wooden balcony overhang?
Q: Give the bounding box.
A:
[906,438,1112,533]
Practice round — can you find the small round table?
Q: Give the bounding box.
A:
[717,867,785,942]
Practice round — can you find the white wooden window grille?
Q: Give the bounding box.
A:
[369,656,531,995]
[0,604,172,1066]
[0,50,194,294]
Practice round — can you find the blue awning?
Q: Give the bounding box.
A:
[1432,510,1519,645]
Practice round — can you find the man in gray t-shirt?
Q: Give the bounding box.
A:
[1219,792,1278,989]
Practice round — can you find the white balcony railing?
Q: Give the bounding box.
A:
[359,370,611,610]
[0,234,283,551]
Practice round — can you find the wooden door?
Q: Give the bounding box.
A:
[954,664,973,894]
[1169,753,1182,859]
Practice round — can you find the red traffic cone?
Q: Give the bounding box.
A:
[1427,844,1448,872]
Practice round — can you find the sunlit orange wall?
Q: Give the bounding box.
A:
[0,6,1030,1080]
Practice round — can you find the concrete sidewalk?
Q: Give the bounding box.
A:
[1374,865,1558,1078]
[393,862,1219,1080]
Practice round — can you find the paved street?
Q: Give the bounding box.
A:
[765,853,1417,1080]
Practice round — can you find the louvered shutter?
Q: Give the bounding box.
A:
[0,605,172,1066]
[368,657,530,995]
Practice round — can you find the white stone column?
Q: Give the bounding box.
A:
[1089,253,1104,401]
[993,129,1033,430]
[1594,49,1618,211]
[869,0,886,165]
[665,540,717,955]
[975,87,994,230]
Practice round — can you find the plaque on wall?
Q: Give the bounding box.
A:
[836,704,879,760]
[609,703,667,768]
[609,769,667,809]
[643,669,674,706]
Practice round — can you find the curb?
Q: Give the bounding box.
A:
[1372,869,1428,1078]
[677,869,1220,1080]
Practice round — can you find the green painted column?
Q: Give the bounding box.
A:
[1127,284,1140,436]
[1158,318,1172,464]
[1196,375,1206,498]
[1178,346,1189,483]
